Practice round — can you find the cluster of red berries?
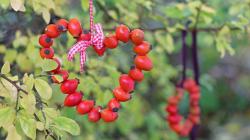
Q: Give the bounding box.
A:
[38,18,153,123]
[166,79,201,136]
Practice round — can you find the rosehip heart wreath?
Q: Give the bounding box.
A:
[165,31,201,136]
[38,0,153,123]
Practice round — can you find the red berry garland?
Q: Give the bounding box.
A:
[166,79,201,136]
[38,18,153,123]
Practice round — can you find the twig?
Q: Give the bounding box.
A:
[0,74,28,95]
[193,5,202,29]
[34,89,47,123]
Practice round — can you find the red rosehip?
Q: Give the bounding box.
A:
[113,87,131,102]
[68,18,82,37]
[166,105,178,115]
[119,74,135,92]
[60,79,79,94]
[77,32,91,41]
[51,70,69,84]
[180,120,193,137]
[56,19,68,32]
[93,45,106,56]
[115,25,130,43]
[167,96,179,105]
[51,58,61,73]
[108,98,121,112]
[64,91,83,107]
[190,106,200,115]
[130,29,144,45]
[103,35,118,49]
[40,47,54,59]
[190,93,200,101]
[88,106,101,122]
[183,79,196,91]
[76,100,95,115]
[45,24,60,38]
[133,41,151,55]
[134,55,153,71]
[188,114,200,124]
[189,85,200,94]
[169,123,182,134]
[39,34,53,48]
[128,66,144,82]
[101,109,118,122]
[167,114,182,124]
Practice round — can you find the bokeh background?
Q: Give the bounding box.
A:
[0,0,250,140]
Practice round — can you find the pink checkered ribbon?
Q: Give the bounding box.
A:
[67,0,104,72]
[67,24,104,72]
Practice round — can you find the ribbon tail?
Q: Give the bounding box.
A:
[80,51,87,73]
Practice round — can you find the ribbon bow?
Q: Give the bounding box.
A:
[67,23,104,72]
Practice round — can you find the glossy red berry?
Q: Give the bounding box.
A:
[103,35,118,49]
[45,24,60,38]
[68,18,82,37]
[169,124,182,134]
[40,47,54,59]
[51,58,61,73]
[128,66,144,82]
[113,87,131,102]
[101,109,118,122]
[60,79,79,94]
[64,91,83,107]
[167,96,179,105]
[51,70,69,83]
[115,25,130,43]
[39,34,53,48]
[119,74,135,92]
[166,105,178,115]
[133,41,151,55]
[93,45,106,56]
[76,100,95,115]
[167,115,182,124]
[183,79,196,91]
[130,29,144,45]
[77,32,91,41]
[88,106,101,122]
[108,98,121,112]
[56,19,68,32]
[134,55,153,71]
[190,106,200,115]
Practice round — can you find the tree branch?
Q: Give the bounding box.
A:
[0,74,28,95]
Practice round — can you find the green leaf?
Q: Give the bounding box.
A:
[42,9,51,24]
[19,117,36,140]
[0,45,6,53]
[1,61,10,74]
[81,0,89,11]
[53,116,80,136]
[165,34,174,53]
[6,125,22,140]
[41,59,58,72]
[10,0,25,11]
[4,49,17,63]
[34,78,52,100]
[23,74,34,92]
[0,107,15,128]
[0,0,10,9]
[20,92,36,115]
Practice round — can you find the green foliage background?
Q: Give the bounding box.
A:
[0,0,250,140]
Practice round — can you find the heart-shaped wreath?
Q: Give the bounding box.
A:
[38,0,153,123]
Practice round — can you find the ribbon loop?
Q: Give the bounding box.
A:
[67,24,104,72]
